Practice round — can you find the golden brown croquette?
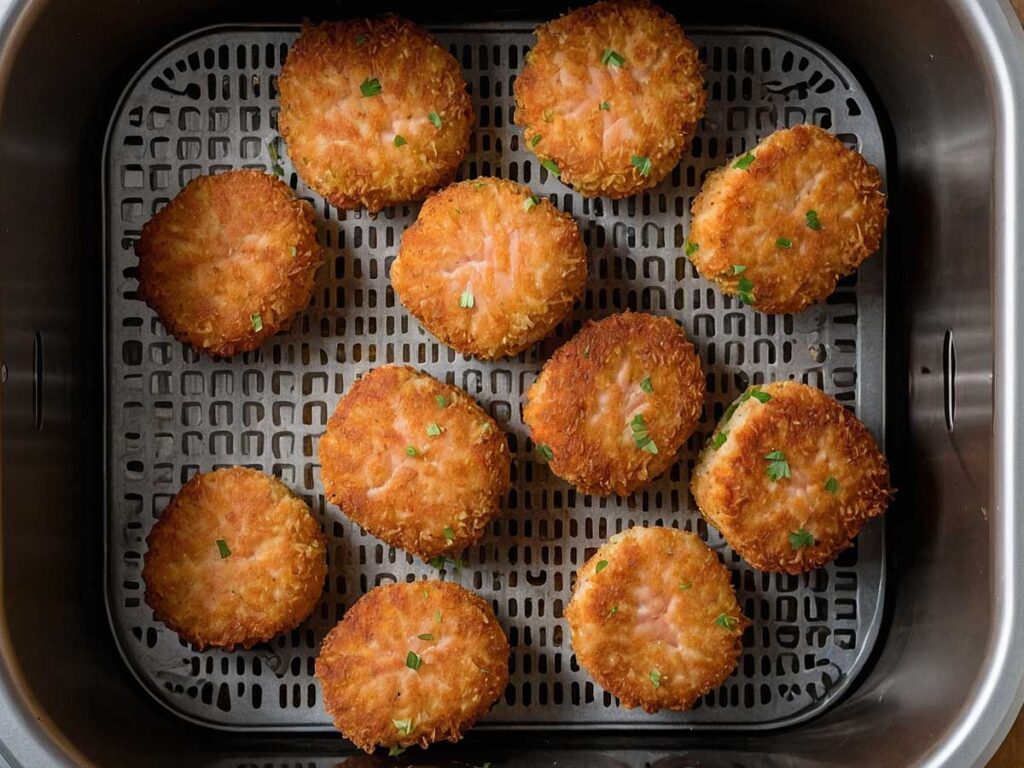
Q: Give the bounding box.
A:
[278,17,474,213]
[142,467,327,650]
[134,169,321,357]
[318,365,511,561]
[566,526,746,712]
[688,124,887,314]
[523,312,705,496]
[316,580,509,753]
[514,0,705,198]
[391,178,588,359]
[691,380,893,573]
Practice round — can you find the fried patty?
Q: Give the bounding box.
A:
[317,580,509,753]
[691,381,893,573]
[566,526,745,712]
[135,169,321,357]
[392,178,588,359]
[688,124,887,314]
[523,311,705,496]
[319,365,511,560]
[279,17,474,213]
[514,0,705,198]
[142,467,327,650]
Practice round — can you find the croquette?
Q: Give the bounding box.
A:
[134,169,321,357]
[691,381,893,573]
[278,17,474,213]
[391,178,588,359]
[318,365,511,560]
[317,580,509,753]
[566,526,746,712]
[142,467,327,650]
[523,311,704,496]
[514,0,705,198]
[687,124,888,314]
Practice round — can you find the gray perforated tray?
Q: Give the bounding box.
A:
[103,22,887,732]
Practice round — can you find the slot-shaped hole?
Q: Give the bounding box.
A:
[943,329,956,431]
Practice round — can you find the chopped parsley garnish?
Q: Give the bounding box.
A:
[355,34,368,47]
[678,581,692,591]
[405,445,419,457]
[388,747,406,757]
[730,264,747,275]
[764,450,791,481]
[359,77,382,97]
[599,101,611,110]
[289,246,297,257]
[393,718,412,735]
[428,111,442,129]
[715,613,739,630]
[417,633,434,641]
[536,443,554,462]
[776,237,793,249]
[640,376,654,394]
[602,48,625,67]
[393,135,407,147]
[405,650,422,671]
[250,312,263,332]
[426,423,443,437]
[531,133,542,147]
[825,476,839,494]
[216,539,231,558]
[733,152,756,170]
[459,287,474,309]
[805,209,822,230]
[607,605,618,618]
[721,386,771,427]
[631,155,652,177]
[685,241,700,257]
[630,413,658,454]
[435,395,448,409]
[541,158,560,176]
[711,431,728,449]
[595,559,609,573]
[434,609,442,623]
[267,140,285,176]
[749,387,772,403]
[737,275,756,305]
[649,668,662,688]
[443,526,454,543]
[789,528,815,549]
[523,195,541,211]
[428,555,466,572]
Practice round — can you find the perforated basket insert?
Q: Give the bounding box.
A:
[104,24,887,731]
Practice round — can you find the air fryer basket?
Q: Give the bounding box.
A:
[0,1,1023,767]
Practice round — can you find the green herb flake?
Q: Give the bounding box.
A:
[737,275,756,306]
[599,101,611,110]
[789,528,815,550]
[764,450,791,481]
[289,246,297,257]
[426,423,443,437]
[595,559,609,573]
[250,312,263,332]
[607,604,618,618]
[805,209,822,230]
[417,633,434,641]
[650,668,662,688]
[776,237,793,249]
[685,241,700,257]
[355,34,368,47]
[405,445,419,458]
[530,133,542,147]
[536,443,554,462]
[434,609,442,623]
[393,718,412,735]
[601,48,626,67]
[630,413,658,454]
[388,746,406,757]
[730,264,747,275]
[749,387,772,403]
[523,194,541,211]
[459,287,475,309]
[678,581,692,591]
[435,394,448,409]
[541,158,560,176]
[733,152,756,170]
[393,134,407,147]
[405,650,422,671]
[631,155,652,177]
[640,376,654,394]
[359,77,382,97]
[711,431,728,450]
[825,476,839,494]
[428,111,442,129]
[443,526,455,544]
[216,539,231,558]
[715,613,739,630]
[267,140,284,176]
